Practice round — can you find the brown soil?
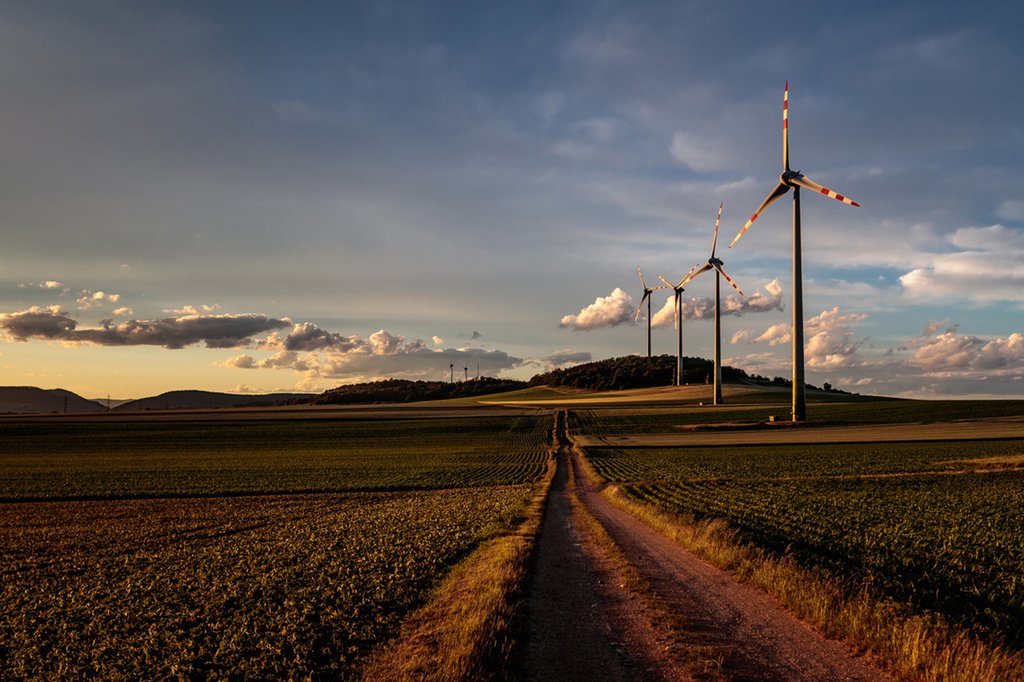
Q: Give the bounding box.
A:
[515,444,892,681]
[515,447,688,681]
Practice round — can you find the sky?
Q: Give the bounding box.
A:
[1,1,1023,399]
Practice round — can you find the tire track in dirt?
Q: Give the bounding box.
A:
[570,447,892,681]
[515,446,685,681]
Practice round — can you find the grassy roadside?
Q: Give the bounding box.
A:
[571,448,1024,682]
[358,450,557,681]
[566,455,725,680]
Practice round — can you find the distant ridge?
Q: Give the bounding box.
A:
[116,390,313,411]
[0,387,106,414]
[303,377,528,405]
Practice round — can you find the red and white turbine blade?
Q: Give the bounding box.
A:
[791,174,860,208]
[678,263,700,288]
[710,202,723,258]
[634,291,650,322]
[783,80,790,171]
[636,265,647,289]
[730,181,790,248]
[681,262,713,287]
[714,264,744,297]
[657,274,674,289]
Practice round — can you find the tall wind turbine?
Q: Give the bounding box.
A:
[634,266,666,358]
[730,81,859,421]
[684,203,744,405]
[658,264,699,387]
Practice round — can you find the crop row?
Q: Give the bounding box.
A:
[584,439,1024,482]
[0,486,533,679]
[615,468,1024,646]
[0,415,551,499]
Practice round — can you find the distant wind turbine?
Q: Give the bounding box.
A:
[729,81,860,421]
[658,264,699,387]
[683,203,744,405]
[634,266,666,358]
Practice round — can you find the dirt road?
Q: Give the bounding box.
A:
[515,443,891,681]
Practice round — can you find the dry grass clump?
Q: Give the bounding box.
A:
[359,453,556,681]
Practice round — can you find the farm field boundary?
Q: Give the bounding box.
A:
[573,416,1024,448]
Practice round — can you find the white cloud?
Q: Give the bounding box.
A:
[651,279,785,328]
[111,306,134,317]
[163,304,221,315]
[899,224,1024,303]
[432,335,444,346]
[76,290,121,309]
[804,307,868,369]
[911,328,1024,373]
[535,91,564,121]
[561,288,635,330]
[40,280,66,290]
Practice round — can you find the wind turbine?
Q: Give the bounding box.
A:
[683,203,744,405]
[658,264,699,387]
[730,81,859,422]
[634,266,666,358]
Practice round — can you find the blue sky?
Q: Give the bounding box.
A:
[1,1,1023,398]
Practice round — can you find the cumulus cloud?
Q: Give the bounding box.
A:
[910,327,1024,373]
[0,306,291,349]
[900,224,1024,302]
[561,288,635,330]
[76,290,121,309]
[283,322,362,352]
[651,279,785,328]
[111,306,134,317]
[163,304,221,315]
[432,335,444,346]
[226,323,523,383]
[40,280,67,291]
[804,307,868,369]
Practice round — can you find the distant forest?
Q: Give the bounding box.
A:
[298,355,840,405]
[299,377,527,405]
[527,354,840,393]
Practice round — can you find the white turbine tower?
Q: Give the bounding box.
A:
[730,81,860,421]
[658,264,699,387]
[682,203,744,405]
[634,266,666,358]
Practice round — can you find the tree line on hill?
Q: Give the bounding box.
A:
[527,354,843,393]
[296,377,528,405]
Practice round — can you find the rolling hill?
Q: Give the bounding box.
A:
[0,387,106,414]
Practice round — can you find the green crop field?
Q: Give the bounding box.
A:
[571,399,1024,435]
[0,487,532,678]
[0,412,552,678]
[0,415,550,500]
[582,428,1024,647]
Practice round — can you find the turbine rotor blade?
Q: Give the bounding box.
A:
[711,202,723,258]
[634,291,650,321]
[657,274,674,289]
[714,264,745,297]
[677,263,701,288]
[636,265,647,289]
[790,174,860,207]
[730,181,790,248]
[681,262,713,287]
[783,80,790,172]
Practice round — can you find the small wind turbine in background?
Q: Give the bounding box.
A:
[658,264,699,387]
[730,81,860,421]
[684,203,744,405]
[634,266,666,358]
